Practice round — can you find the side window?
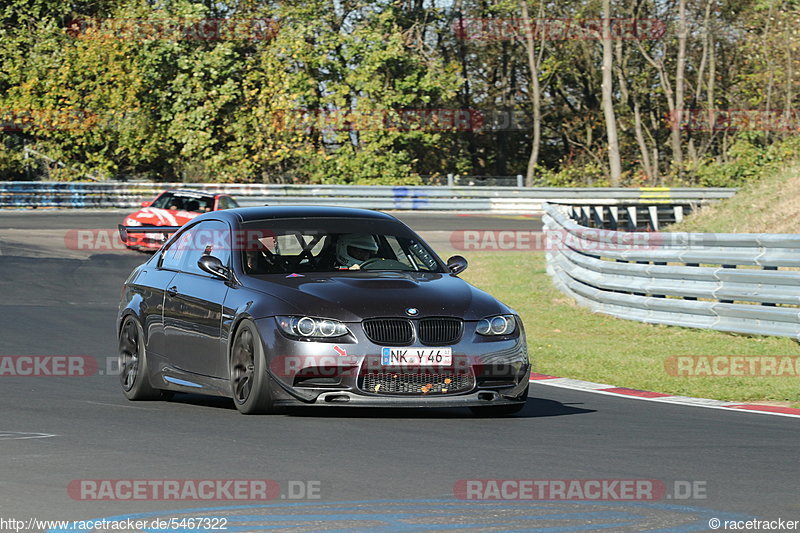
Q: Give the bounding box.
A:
[160,228,193,271]
[182,220,232,275]
[160,221,232,275]
[217,196,238,209]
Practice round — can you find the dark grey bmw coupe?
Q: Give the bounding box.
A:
[117,206,530,415]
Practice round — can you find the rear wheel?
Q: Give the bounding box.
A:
[119,316,170,400]
[230,320,282,414]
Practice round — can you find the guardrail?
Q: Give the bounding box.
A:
[543,203,800,340]
[0,181,736,213]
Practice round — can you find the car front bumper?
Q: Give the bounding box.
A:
[256,317,530,409]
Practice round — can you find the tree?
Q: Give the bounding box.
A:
[519,0,544,186]
[600,0,621,185]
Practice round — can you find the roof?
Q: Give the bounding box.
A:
[224,205,400,223]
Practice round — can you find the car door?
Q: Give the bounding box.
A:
[121,254,177,359]
[161,220,232,378]
[134,268,178,359]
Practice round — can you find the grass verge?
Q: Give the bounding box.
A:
[461,251,800,404]
[671,162,800,233]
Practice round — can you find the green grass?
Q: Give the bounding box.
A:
[671,162,800,234]
[461,251,800,403]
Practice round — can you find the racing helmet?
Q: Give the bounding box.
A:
[336,234,379,267]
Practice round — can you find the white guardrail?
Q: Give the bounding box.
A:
[0,182,735,216]
[543,203,800,340]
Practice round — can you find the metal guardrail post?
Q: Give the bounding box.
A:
[608,206,619,229]
[626,206,637,230]
[647,206,659,231]
[591,206,604,227]
[673,205,684,223]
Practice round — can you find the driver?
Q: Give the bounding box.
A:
[336,234,379,269]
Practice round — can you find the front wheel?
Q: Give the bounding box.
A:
[230,320,283,414]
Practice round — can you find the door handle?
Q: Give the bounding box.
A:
[166,285,178,297]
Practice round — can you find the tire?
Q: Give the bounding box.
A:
[119,316,170,401]
[229,320,282,414]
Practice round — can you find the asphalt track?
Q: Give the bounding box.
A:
[0,210,544,231]
[0,210,797,532]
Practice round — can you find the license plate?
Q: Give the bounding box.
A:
[381,347,452,366]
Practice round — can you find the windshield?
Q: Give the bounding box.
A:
[240,218,445,275]
[151,192,215,213]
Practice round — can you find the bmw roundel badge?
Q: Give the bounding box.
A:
[406,307,419,316]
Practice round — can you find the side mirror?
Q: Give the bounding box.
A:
[198,255,230,280]
[140,200,150,207]
[447,255,468,275]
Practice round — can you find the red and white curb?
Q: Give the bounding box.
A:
[530,373,800,419]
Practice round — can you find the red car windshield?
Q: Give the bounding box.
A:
[150,193,214,213]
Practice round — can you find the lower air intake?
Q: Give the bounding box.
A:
[360,370,474,395]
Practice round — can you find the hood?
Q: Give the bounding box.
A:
[242,271,511,321]
[125,207,199,226]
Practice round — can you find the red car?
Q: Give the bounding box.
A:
[122,189,240,251]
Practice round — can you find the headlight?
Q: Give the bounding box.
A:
[125,218,142,226]
[476,315,516,336]
[277,316,349,339]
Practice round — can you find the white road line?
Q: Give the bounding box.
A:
[83,400,160,410]
[0,431,57,440]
